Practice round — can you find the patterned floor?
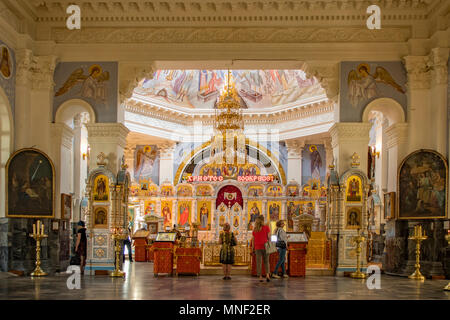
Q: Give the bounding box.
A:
[0,261,449,300]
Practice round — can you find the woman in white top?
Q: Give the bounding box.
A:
[272,220,289,278]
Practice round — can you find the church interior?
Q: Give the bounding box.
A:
[0,0,449,301]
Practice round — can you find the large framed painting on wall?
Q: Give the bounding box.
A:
[398,149,448,219]
[6,148,55,218]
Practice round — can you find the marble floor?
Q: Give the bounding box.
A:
[0,261,449,300]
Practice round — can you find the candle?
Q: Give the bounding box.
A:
[41,223,44,235]
[33,223,36,235]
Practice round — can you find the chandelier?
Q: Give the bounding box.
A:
[210,70,247,165]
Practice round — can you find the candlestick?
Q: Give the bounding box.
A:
[350,229,367,279]
[408,224,427,281]
[29,223,48,277]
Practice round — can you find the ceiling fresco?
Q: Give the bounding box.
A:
[133,70,324,109]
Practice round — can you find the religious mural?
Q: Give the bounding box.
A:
[346,207,362,229]
[200,163,260,179]
[135,69,322,109]
[93,175,109,202]
[196,184,214,196]
[346,176,362,202]
[0,40,15,116]
[134,145,160,185]
[398,150,447,219]
[197,200,212,231]
[302,144,326,184]
[177,184,194,197]
[160,200,172,228]
[340,61,406,122]
[177,201,192,228]
[53,61,118,122]
[6,148,54,218]
[161,185,175,197]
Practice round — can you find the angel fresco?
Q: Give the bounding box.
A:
[347,63,405,107]
[134,146,158,182]
[55,65,110,103]
[0,46,12,79]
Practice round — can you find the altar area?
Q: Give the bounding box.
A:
[128,178,332,274]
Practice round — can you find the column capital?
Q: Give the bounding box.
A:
[428,47,449,86]
[15,48,34,87]
[85,123,130,148]
[159,141,177,158]
[31,55,58,91]
[385,122,409,149]
[51,123,74,149]
[119,62,156,104]
[402,55,431,90]
[285,139,305,157]
[329,122,371,149]
[305,62,339,101]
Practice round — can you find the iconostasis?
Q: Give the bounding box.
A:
[128,178,327,243]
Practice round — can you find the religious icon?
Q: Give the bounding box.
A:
[128,207,135,228]
[144,201,156,216]
[219,215,225,227]
[384,192,395,219]
[61,193,72,220]
[268,201,281,221]
[309,145,322,180]
[346,208,361,229]
[134,145,159,182]
[347,63,405,108]
[0,45,12,79]
[161,185,174,196]
[161,201,172,228]
[287,185,299,197]
[93,175,109,202]
[177,185,193,197]
[197,201,211,231]
[94,207,108,227]
[346,176,362,202]
[233,216,239,228]
[55,64,110,103]
[178,201,191,228]
[248,201,261,223]
[287,201,301,231]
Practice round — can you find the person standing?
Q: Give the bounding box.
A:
[219,223,236,280]
[272,220,289,278]
[75,221,87,275]
[123,227,133,263]
[251,216,271,282]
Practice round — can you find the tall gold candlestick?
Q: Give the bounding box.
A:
[408,224,427,281]
[110,228,126,278]
[350,229,367,279]
[29,220,48,277]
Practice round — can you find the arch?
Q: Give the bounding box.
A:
[55,99,96,126]
[174,139,287,185]
[362,98,405,126]
[0,86,13,218]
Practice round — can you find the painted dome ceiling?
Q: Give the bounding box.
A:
[133,69,325,110]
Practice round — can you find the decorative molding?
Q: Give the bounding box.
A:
[51,123,74,149]
[15,49,58,90]
[402,55,432,90]
[428,47,449,86]
[329,122,371,148]
[285,139,305,157]
[15,49,34,87]
[85,123,130,148]
[50,27,412,44]
[119,63,156,104]
[385,123,409,149]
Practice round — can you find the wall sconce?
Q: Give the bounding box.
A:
[372,146,380,158]
[82,146,90,160]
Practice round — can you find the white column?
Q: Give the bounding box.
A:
[323,137,333,177]
[329,123,371,175]
[159,142,176,185]
[285,139,304,185]
[85,123,130,175]
[50,123,74,219]
[385,123,409,193]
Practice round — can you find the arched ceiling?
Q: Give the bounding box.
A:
[133,69,325,111]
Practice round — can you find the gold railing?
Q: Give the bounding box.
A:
[305,232,331,269]
[201,242,252,266]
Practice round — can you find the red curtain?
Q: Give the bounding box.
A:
[216,185,243,209]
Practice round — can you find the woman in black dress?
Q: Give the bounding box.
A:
[219,223,236,280]
[75,221,87,275]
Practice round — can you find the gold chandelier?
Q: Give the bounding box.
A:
[210,70,247,165]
